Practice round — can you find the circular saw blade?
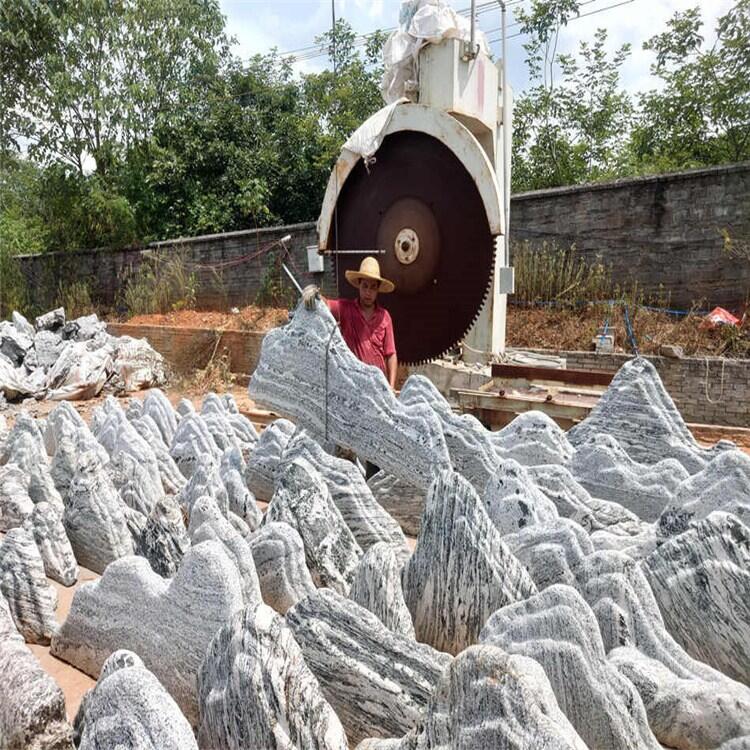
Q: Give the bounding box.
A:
[330,130,495,365]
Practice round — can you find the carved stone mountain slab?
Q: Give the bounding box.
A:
[244,418,295,500]
[249,302,451,490]
[198,603,348,750]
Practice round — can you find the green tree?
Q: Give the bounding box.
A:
[511,1,632,191]
[630,2,750,171]
[0,0,229,176]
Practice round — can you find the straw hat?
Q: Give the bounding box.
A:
[345,256,395,293]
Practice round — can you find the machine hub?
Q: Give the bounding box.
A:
[395,228,419,265]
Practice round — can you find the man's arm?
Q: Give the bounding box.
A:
[385,352,398,391]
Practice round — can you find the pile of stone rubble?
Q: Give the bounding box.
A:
[1,299,748,749]
[0,307,166,404]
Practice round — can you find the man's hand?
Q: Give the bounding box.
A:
[302,284,320,310]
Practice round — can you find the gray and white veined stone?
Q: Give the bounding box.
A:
[398,374,501,491]
[63,450,135,574]
[0,463,34,531]
[482,458,559,536]
[43,400,100,457]
[573,549,750,745]
[265,456,362,595]
[11,310,35,338]
[3,414,64,510]
[656,450,750,540]
[481,584,659,750]
[130,414,187,495]
[568,433,689,521]
[188,495,262,606]
[244,417,296,500]
[528,463,651,538]
[349,541,415,638]
[197,603,348,750]
[249,301,451,491]
[503,518,594,591]
[176,454,229,519]
[125,397,143,421]
[142,388,179,447]
[402,469,537,655]
[135,496,189,578]
[568,357,733,473]
[93,398,163,511]
[282,428,408,553]
[34,330,65,370]
[589,525,658,560]
[170,412,222,479]
[0,591,73,750]
[0,525,59,644]
[202,410,244,455]
[51,540,245,726]
[356,645,588,750]
[0,320,33,365]
[610,647,750,750]
[286,588,452,746]
[176,397,195,418]
[75,650,197,750]
[35,307,65,332]
[220,448,261,531]
[492,410,576,467]
[718,739,750,749]
[29,501,78,586]
[247,521,316,614]
[367,471,425,537]
[643,511,750,686]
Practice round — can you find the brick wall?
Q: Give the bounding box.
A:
[511,162,750,310]
[542,349,750,428]
[13,162,750,312]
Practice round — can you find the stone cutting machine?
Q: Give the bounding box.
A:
[316,5,513,365]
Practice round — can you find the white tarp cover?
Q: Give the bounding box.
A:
[381,0,489,104]
[342,98,409,161]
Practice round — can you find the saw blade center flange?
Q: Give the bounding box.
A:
[395,228,419,265]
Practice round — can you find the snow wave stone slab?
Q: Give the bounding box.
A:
[197,603,348,750]
[247,521,316,614]
[135,496,189,578]
[349,541,415,638]
[0,592,73,750]
[63,451,135,574]
[481,584,659,750]
[244,418,295,500]
[367,471,425,537]
[249,301,451,490]
[282,428,407,552]
[29,502,78,586]
[402,469,536,655]
[50,540,245,725]
[286,588,452,746]
[492,410,575,466]
[265,456,362,595]
[0,525,59,644]
[643,511,750,686]
[568,357,733,473]
[357,645,588,750]
[75,650,197,750]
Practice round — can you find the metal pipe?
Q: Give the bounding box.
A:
[470,0,476,54]
[498,0,511,268]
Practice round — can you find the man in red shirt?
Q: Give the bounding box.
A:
[302,256,398,390]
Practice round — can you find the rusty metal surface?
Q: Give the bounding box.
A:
[329,130,495,364]
[491,363,616,387]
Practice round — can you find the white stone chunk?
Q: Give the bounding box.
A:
[51,540,245,726]
[349,541,415,638]
[142,388,179,446]
[0,463,34,531]
[643,511,750,686]
[0,591,73,749]
[29,501,78,586]
[367,471,425,537]
[64,451,135,573]
[135,496,189,578]
[265,456,362,595]
[481,584,659,750]
[0,526,58,644]
[197,603,348,750]
[249,301,451,490]
[492,410,575,466]
[402,469,537,655]
[75,649,197,750]
[356,645,588,750]
[247,521,316,614]
[244,417,295,500]
[170,412,221,479]
[286,588,452,745]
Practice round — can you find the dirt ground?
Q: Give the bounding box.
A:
[119,303,748,359]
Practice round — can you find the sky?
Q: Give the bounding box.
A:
[219,0,735,95]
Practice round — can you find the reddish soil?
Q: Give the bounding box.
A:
[506,305,748,359]
[126,305,288,333]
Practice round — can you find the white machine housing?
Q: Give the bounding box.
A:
[318,35,513,361]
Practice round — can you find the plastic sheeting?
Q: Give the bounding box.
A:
[381,0,489,104]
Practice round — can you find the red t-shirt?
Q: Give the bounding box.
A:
[328,299,396,375]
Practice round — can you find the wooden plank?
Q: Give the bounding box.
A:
[491,363,615,387]
[454,389,593,423]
